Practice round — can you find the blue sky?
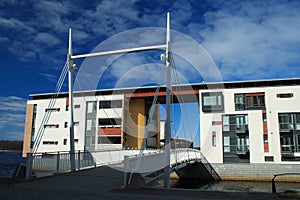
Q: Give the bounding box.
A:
[0,0,300,141]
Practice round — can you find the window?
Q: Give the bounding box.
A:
[246,95,265,110]
[99,100,122,109]
[63,139,67,145]
[44,124,59,128]
[223,136,230,152]
[74,105,80,109]
[279,114,292,131]
[280,134,294,153]
[98,136,121,144]
[212,131,216,147]
[222,115,248,132]
[265,156,274,162]
[263,135,268,143]
[277,93,293,98]
[31,104,37,148]
[43,141,58,145]
[262,113,267,122]
[236,136,249,154]
[236,115,248,132]
[279,113,300,131]
[147,136,157,148]
[222,115,229,131]
[234,93,265,110]
[235,94,245,111]
[87,101,97,113]
[297,135,300,152]
[45,108,60,112]
[66,98,69,111]
[99,118,122,126]
[86,119,96,131]
[279,113,300,155]
[202,92,224,112]
[64,122,79,127]
[295,114,300,130]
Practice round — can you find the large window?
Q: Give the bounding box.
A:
[280,134,294,153]
[222,115,248,132]
[99,100,122,109]
[86,119,96,131]
[235,93,265,110]
[236,136,249,154]
[278,113,300,131]
[235,115,248,132]
[202,92,224,112]
[98,118,122,126]
[87,101,97,113]
[98,136,121,144]
[279,113,300,157]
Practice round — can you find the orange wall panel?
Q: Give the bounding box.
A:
[98,127,121,136]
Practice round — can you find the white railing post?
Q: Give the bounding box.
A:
[26,152,33,180]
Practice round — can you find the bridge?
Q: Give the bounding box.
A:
[25,148,220,188]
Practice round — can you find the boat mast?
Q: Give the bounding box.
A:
[164,12,171,188]
[68,28,76,172]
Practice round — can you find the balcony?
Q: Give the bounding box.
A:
[236,145,249,155]
[235,124,248,133]
[281,145,294,154]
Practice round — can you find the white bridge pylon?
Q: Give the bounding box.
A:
[67,13,172,187]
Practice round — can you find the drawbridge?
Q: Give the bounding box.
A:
[27,12,220,188]
[122,148,220,188]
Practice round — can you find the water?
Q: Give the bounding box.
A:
[0,151,26,178]
[154,178,300,193]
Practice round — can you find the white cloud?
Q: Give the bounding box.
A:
[197,0,300,80]
[1,0,300,82]
[35,32,61,47]
[0,113,25,128]
[39,72,60,83]
[0,96,27,112]
[0,96,26,140]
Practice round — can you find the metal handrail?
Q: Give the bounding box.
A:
[272,173,300,193]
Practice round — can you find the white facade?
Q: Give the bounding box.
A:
[26,93,124,153]
[200,84,300,164]
[23,78,300,166]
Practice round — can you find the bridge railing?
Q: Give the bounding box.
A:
[123,148,205,187]
[200,152,221,181]
[123,148,202,174]
[26,150,95,179]
[26,148,158,179]
[272,173,300,193]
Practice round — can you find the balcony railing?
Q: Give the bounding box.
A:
[236,145,249,155]
[281,145,295,154]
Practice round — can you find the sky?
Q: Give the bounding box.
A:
[0,0,300,142]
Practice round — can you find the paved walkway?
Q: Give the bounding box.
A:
[0,166,295,200]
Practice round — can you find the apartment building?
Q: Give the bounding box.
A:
[200,79,300,165]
